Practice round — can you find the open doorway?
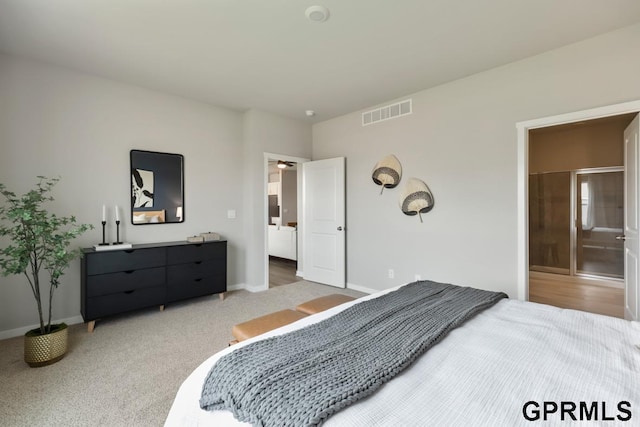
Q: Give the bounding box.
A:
[264,153,309,289]
[526,114,635,318]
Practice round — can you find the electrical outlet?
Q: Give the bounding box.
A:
[414,274,421,281]
[388,269,394,279]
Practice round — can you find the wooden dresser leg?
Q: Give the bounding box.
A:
[219,292,225,301]
[87,321,95,333]
[159,305,165,312]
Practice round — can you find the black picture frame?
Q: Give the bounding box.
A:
[130,149,184,225]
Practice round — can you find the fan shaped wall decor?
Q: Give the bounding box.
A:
[372,154,402,194]
[399,178,434,223]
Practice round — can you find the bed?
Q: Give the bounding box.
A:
[165,282,640,426]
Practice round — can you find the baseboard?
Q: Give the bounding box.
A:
[346,282,377,294]
[296,270,304,278]
[0,315,84,341]
[245,284,268,293]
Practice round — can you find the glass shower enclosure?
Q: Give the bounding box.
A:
[529,168,624,279]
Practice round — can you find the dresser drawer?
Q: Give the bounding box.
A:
[85,248,165,275]
[166,274,226,302]
[85,267,166,298]
[166,260,224,283]
[85,285,166,320]
[167,242,226,265]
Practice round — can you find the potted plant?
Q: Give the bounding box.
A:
[0,176,92,367]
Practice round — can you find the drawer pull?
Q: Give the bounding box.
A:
[124,249,135,254]
[124,270,135,274]
[124,290,135,294]
[194,261,203,265]
[194,278,203,282]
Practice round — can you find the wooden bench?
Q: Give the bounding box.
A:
[231,309,308,343]
[295,294,356,315]
[229,295,357,346]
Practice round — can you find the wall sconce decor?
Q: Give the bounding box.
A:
[372,154,402,194]
[399,178,434,223]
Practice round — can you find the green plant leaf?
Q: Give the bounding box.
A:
[0,176,93,333]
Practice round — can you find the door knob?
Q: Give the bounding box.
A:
[337,226,343,231]
[615,235,626,241]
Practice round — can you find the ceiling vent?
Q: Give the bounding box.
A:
[362,99,412,126]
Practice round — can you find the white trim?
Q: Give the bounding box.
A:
[245,284,268,293]
[516,100,640,302]
[296,270,304,278]
[263,152,310,291]
[227,284,245,292]
[346,282,378,295]
[0,315,84,340]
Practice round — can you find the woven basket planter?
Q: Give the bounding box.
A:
[24,323,68,367]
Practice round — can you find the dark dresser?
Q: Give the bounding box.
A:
[81,240,227,332]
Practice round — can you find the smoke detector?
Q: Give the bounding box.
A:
[305,5,330,23]
[305,110,316,117]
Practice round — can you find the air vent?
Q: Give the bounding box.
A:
[362,99,412,126]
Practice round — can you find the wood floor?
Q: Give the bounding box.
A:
[269,256,300,287]
[529,272,624,318]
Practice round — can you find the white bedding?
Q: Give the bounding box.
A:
[165,285,640,426]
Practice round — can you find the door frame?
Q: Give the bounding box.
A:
[263,152,310,290]
[516,100,640,301]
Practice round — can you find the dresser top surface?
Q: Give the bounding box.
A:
[82,239,227,254]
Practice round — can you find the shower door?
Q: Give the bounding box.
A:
[575,170,624,279]
[529,172,572,274]
[529,168,624,280]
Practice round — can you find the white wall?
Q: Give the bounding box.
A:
[281,169,297,225]
[0,54,311,335]
[312,23,640,297]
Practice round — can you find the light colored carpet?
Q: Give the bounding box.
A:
[0,281,364,427]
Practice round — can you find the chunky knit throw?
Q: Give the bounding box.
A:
[200,281,507,427]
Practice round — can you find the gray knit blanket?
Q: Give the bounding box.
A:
[200,281,507,427]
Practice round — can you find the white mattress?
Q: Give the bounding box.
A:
[165,285,640,426]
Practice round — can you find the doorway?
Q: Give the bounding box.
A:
[524,113,636,318]
[264,153,308,288]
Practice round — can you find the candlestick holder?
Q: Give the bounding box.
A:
[114,220,122,245]
[98,221,109,246]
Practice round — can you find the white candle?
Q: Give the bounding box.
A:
[102,205,106,222]
[115,205,120,221]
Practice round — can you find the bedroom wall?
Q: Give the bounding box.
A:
[312,23,640,297]
[0,54,311,336]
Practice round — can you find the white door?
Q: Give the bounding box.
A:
[302,157,346,288]
[624,114,640,321]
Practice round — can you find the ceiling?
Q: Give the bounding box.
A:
[1,1,640,122]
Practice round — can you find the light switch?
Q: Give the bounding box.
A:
[227,209,236,219]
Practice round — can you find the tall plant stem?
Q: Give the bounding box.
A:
[30,254,45,334]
